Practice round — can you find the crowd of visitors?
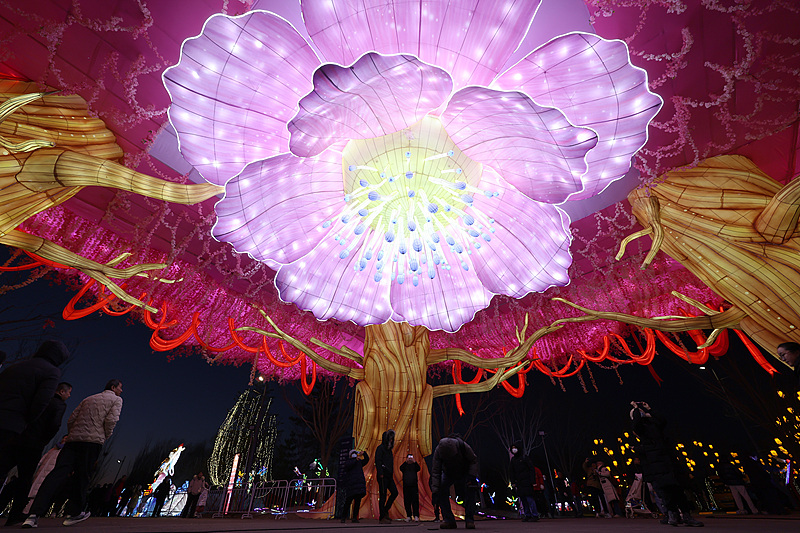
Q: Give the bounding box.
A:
[2,340,798,527]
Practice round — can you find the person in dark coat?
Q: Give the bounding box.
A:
[431,434,479,529]
[631,402,703,527]
[340,449,369,522]
[400,454,421,521]
[151,478,171,517]
[429,465,441,522]
[0,340,69,447]
[719,461,758,514]
[508,442,539,521]
[374,429,397,523]
[0,381,71,526]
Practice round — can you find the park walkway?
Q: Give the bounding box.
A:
[16,513,800,532]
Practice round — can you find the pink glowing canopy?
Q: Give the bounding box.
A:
[163,1,661,332]
[1,0,799,375]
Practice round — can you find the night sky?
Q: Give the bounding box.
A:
[1,266,791,485]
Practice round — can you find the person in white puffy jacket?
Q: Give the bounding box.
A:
[23,379,123,529]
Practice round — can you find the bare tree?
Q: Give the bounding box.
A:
[431,389,493,445]
[282,378,354,470]
[488,397,545,457]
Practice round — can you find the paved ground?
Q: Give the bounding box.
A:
[12,513,800,532]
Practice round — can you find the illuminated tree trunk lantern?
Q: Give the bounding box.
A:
[354,322,434,518]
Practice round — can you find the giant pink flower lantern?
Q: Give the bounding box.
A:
[164,0,661,332]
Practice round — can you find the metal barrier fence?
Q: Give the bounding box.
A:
[209,478,335,519]
[244,480,290,519]
[283,478,336,519]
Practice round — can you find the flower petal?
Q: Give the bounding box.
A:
[274,240,394,325]
[288,53,453,157]
[301,0,541,90]
[212,150,345,265]
[387,241,494,333]
[441,87,598,203]
[493,32,662,200]
[469,167,572,296]
[164,11,321,185]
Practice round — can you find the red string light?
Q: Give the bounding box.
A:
[57,279,777,398]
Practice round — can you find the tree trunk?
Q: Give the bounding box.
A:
[354,321,435,519]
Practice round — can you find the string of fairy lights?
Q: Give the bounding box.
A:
[208,388,278,486]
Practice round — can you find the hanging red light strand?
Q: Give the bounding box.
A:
[5,257,777,396]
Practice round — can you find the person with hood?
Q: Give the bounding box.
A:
[0,340,69,448]
[597,461,623,517]
[0,382,71,526]
[508,443,539,522]
[400,454,421,522]
[431,434,479,529]
[631,401,703,527]
[340,449,369,523]
[374,429,397,524]
[24,379,124,529]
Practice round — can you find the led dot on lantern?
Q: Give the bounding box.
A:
[408,221,417,231]
[405,171,414,179]
[408,190,415,197]
[322,220,332,228]
[348,165,356,171]
[359,179,368,186]
[358,209,368,216]
[368,191,380,201]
